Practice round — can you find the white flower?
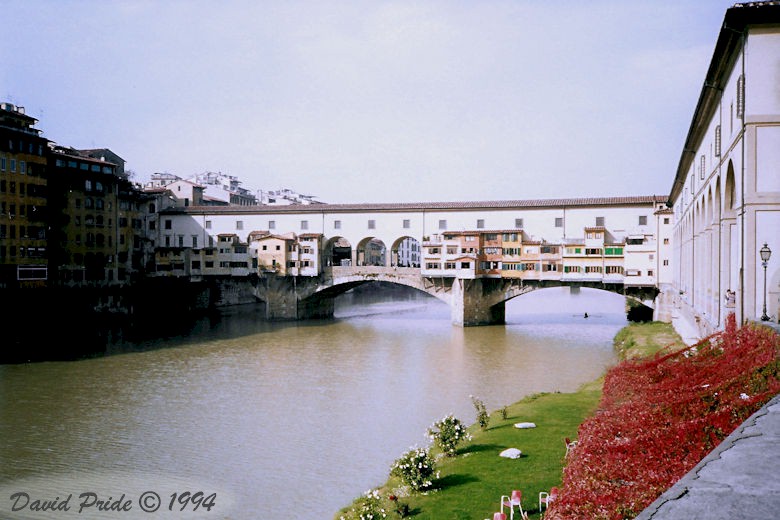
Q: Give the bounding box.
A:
[740,393,750,400]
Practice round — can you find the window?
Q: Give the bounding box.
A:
[663,238,669,245]
[178,235,184,247]
[664,217,670,225]
[460,262,470,269]
[648,270,654,277]
[165,219,172,230]
[638,215,647,226]
[476,219,484,229]
[663,259,669,266]
[426,262,441,270]
[515,218,523,228]
[268,220,275,229]
[585,266,602,273]
[715,125,721,157]
[595,217,605,226]
[555,217,563,228]
[700,155,706,180]
[236,221,243,230]
[736,74,745,118]
[585,248,602,255]
[606,266,623,274]
[368,219,375,229]
[301,220,308,230]
[403,219,410,229]
[438,220,447,230]
[604,247,623,255]
[334,220,341,229]
[192,235,198,248]
[205,220,212,229]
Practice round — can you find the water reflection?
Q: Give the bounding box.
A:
[1,286,626,519]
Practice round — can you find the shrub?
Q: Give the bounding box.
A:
[339,489,387,520]
[390,445,437,492]
[427,414,472,456]
[470,395,490,430]
[546,316,780,520]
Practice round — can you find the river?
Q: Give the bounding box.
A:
[0,286,627,519]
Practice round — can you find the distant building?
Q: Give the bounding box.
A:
[190,171,258,206]
[145,172,180,189]
[258,188,323,206]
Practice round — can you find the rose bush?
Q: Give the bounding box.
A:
[390,445,437,492]
[427,414,471,456]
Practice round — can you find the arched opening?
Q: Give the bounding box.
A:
[356,237,387,266]
[324,236,352,267]
[391,236,421,267]
[724,161,737,216]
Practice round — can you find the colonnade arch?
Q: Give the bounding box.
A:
[674,159,740,330]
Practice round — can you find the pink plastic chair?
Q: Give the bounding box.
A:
[493,513,507,520]
[539,486,559,511]
[565,437,578,457]
[500,490,526,520]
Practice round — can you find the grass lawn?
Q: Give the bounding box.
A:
[335,321,684,520]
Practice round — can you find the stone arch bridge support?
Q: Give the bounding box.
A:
[247,267,658,326]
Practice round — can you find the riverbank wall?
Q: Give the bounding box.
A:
[0,278,222,363]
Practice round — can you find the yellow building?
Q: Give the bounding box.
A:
[0,102,49,287]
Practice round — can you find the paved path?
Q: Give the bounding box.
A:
[635,393,780,519]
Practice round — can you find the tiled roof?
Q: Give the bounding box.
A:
[171,195,666,215]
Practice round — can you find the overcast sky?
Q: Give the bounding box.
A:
[2,0,737,203]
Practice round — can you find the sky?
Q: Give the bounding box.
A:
[1,0,738,204]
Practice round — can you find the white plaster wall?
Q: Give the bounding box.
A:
[746,30,780,117]
[163,204,661,255]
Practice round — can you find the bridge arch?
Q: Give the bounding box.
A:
[356,237,387,266]
[390,235,421,268]
[324,236,352,267]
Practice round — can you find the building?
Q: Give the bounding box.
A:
[47,145,143,284]
[258,188,323,206]
[668,1,780,332]
[0,102,50,287]
[190,171,258,206]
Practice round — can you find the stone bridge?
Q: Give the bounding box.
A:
[251,266,658,326]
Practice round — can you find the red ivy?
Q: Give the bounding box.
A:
[545,315,780,520]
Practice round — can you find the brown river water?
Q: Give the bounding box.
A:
[0,286,627,519]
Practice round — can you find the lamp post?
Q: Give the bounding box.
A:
[759,243,772,321]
